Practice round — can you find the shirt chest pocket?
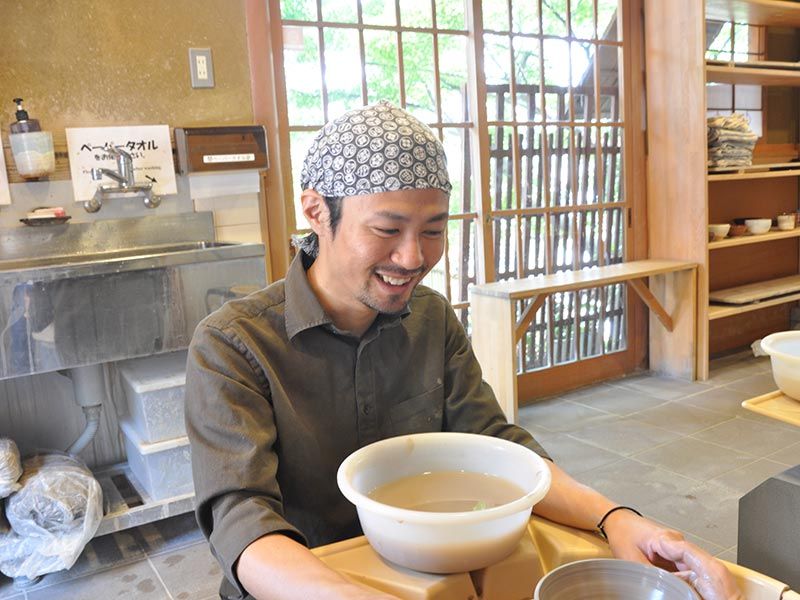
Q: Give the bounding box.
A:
[389,385,444,436]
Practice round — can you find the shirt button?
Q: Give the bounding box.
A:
[363,405,371,415]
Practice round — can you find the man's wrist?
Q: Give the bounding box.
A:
[596,505,642,541]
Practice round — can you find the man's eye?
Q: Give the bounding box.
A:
[424,230,445,238]
[374,227,399,235]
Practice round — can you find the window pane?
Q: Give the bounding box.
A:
[436,0,467,30]
[600,126,623,203]
[443,127,473,212]
[575,126,598,204]
[517,125,545,209]
[597,0,619,41]
[482,0,510,31]
[282,0,316,20]
[514,36,542,121]
[321,0,357,23]
[324,29,362,119]
[542,0,569,37]
[547,125,572,207]
[364,30,401,106]
[520,214,547,275]
[400,0,432,27]
[542,39,571,121]
[362,0,396,26]
[402,32,437,122]
[550,211,574,271]
[512,0,540,34]
[570,0,595,39]
[489,126,514,209]
[484,34,512,122]
[492,216,518,281]
[603,283,626,352]
[577,209,600,268]
[602,207,625,264]
[578,287,603,359]
[439,35,469,123]
[519,296,550,371]
[447,217,478,303]
[571,42,595,122]
[552,291,577,364]
[597,44,621,122]
[283,27,324,126]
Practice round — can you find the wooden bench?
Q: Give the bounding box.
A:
[469,259,697,423]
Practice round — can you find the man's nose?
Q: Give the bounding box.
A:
[392,235,424,271]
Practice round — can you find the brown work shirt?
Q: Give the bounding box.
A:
[185,252,550,600]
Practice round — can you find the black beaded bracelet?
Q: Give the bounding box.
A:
[596,505,643,541]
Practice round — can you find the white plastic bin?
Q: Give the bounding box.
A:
[117,351,187,443]
[120,419,193,501]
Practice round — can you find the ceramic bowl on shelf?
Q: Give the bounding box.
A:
[708,223,730,240]
[744,218,772,235]
[337,432,551,574]
[760,331,800,400]
[728,223,748,237]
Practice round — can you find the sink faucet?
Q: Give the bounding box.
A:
[85,145,161,212]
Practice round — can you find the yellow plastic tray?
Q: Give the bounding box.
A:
[742,390,800,428]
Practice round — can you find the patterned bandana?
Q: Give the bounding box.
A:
[300,101,452,198]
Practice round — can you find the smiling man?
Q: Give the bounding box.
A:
[185,102,742,600]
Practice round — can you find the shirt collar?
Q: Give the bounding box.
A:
[284,251,411,340]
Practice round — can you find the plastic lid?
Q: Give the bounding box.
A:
[13,98,29,122]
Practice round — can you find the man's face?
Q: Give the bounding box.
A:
[317,188,449,316]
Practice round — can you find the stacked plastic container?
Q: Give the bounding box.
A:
[117,351,193,501]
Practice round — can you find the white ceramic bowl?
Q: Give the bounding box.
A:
[535,559,699,600]
[337,432,551,573]
[745,218,772,235]
[708,223,730,240]
[760,331,800,400]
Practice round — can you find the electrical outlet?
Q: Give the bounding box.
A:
[189,48,215,88]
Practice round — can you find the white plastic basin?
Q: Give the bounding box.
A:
[337,432,551,574]
[761,331,800,400]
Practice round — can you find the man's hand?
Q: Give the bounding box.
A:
[650,536,745,600]
[602,512,744,600]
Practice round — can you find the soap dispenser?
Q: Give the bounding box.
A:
[9,98,55,179]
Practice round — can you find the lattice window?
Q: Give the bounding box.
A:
[278,0,630,370]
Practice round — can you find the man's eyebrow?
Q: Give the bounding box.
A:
[372,211,449,223]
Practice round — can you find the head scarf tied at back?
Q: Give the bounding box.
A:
[295,102,452,257]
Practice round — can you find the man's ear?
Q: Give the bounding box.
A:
[300,189,329,236]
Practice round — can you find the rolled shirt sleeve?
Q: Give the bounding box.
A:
[185,321,306,597]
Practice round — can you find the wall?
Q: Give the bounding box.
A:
[0,0,265,468]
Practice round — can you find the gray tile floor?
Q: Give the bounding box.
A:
[2,353,798,599]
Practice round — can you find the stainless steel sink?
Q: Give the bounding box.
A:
[0,241,254,277]
[0,213,266,380]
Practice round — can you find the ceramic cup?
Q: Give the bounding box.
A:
[777,214,796,231]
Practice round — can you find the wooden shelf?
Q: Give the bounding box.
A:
[706,64,800,86]
[709,292,800,319]
[708,228,800,249]
[708,163,800,181]
[706,0,800,27]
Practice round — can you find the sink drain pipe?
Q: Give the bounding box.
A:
[62,364,105,456]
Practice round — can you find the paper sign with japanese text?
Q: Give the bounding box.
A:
[65,125,177,202]
[0,133,10,205]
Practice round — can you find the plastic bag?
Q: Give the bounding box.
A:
[0,453,102,579]
[0,439,22,498]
